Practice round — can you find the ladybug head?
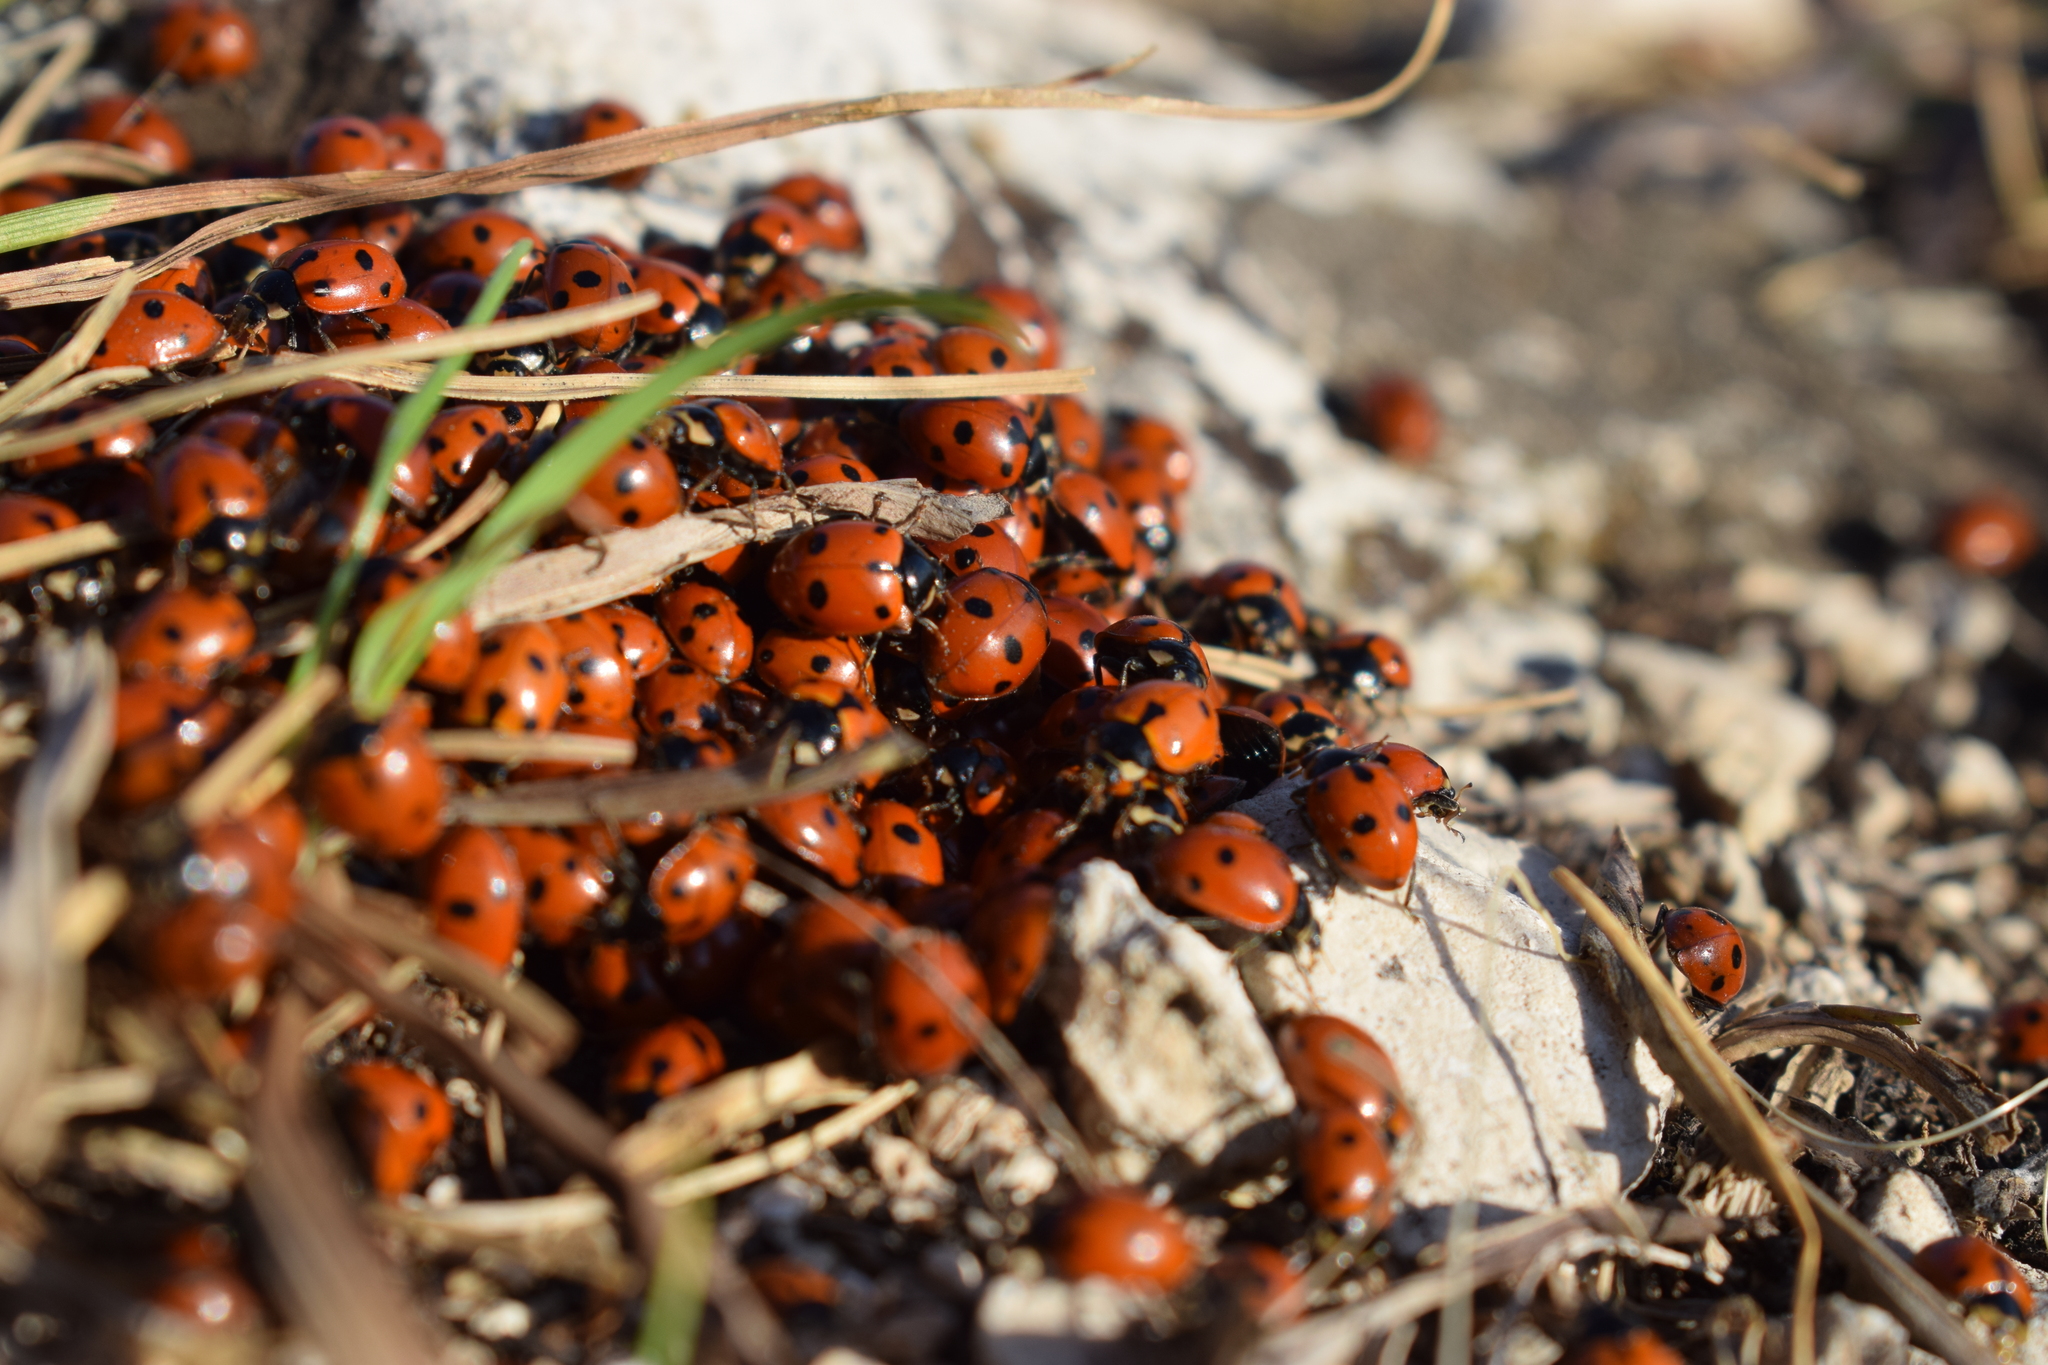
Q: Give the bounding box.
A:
[184,516,268,588]
[248,267,301,314]
[895,539,943,619]
[1228,594,1302,656]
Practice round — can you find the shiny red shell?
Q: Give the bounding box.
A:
[752,790,862,889]
[150,436,266,538]
[648,816,756,944]
[1943,496,2038,577]
[1050,469,1138,570]
[571,100,651,189]
[148,896,276,1001]
[767,519,927,637]
[1659,906,1746,1005]
[657,582,755,682]
[1303,754,1417,891]
[116,585,256,682]
[416,210,539,277]
[920,522,1030,579]
[279,239,405,315]
[289,116,388,175]
[304,716,447,860]
[1052,1191,1195,1291]
[1152,819,1297,932]
[1091,679,1223,777]
[502,826,612,947]
[338,1061,452,1199]
[920,568,1051,701]
[376,113,445,171]
[1912,1235,2034,1317]
[74,96,191,174]
[972,282,1062,367]
[966,881,1057,1025]
[540,241,639,351]
[861,799,945,887]
[611,1018,726,1103]
[765,172,863,253]
[423,825,525,972]
[1297,1104,1394,1226]
[1357,373,1441,465]
[900,399,1035,488]
[871,931,989,1078]
[1277,1014,1410,1137]
[153,2,258,82]
[636,661,728,736]
[91,290,222,369]
[461,623,567,733]
[568,433,680,532]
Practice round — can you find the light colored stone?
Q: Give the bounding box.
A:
[906,1077,1060,1210]
[1398,599,1623,755]
[1764,1295,1913,1365]
[1234,781,1673,1240]
[1853,759,1914,852]
[1736,564,1937,703]
[1920,880,1976,928]
[1988,914,2042,960]
[973,1274,1149,1365]
[1520,767,1677,832]
[1919,948,1994,1018]
[1603,633,1834,851]
[1042,861,1293,1169]
[1857,1170,1958,1259]
[1484,0,1813,101]
[1930,736,2028,826]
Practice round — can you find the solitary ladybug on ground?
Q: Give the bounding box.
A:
[1654,906,1745,1006]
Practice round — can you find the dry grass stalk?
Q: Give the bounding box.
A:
[1203,645,1309,689]
[0,139,163,188]
[612,1047,873,1180]
[176,664,340,826]
[424,728,639,766]
[246,991,449,1365]
[0,517,127,580]
[22,363,154,417]
[49,864,129,960]
[399,472,506,561]
[0,17,96,159]
[649,1081,917,1208]
[472,480,1005,627]
[334,362,1094,403]
[1405,686,1582,720]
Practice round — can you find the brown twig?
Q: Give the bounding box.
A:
[333,363,1094,403]
[0,518,127,580]
[176,664,340,826]
[423,728,638,767]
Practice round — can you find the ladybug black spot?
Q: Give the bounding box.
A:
[471,223,492,243]
[1217,845,1236,865]
[142,297,167,320]
[551,290,570,309]
[807,580,828,610]
[964,596,994,619]
[1709,974,1728,994]
[952,420,974,445]
[892,822,922,844]
[1003,636,1024,664]
[1395,803,1412,823]
[991,347,1008,367]
[573,269,602,289]
[1730,945,1744,969]
[1349,812,1378,836]
[447,899,477,919]
[353,248,375,271]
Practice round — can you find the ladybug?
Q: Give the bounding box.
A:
[181,817,294,922]
[1093,616,1210,690]
[548,616,636,724]
[919,568,1051,701]
[971,282,1062,367]
[518,715,638,782]
[1302,752,1417,891]
[739,258,828,319]
[717,196,820,286]
[73,95,191,174]
[611,1018,725,1115]
[337,1061,452,1199]
[90,290,223,370]
[106,688,233,810]
[289,116,388,176]
[1994,999,2048,1066]
[309,202,419,256]
[767,519,941,637]
[647,816,756,944]
[414,403,508,493]
[772,682,890,776]
[460,623,567,733]
[150,435,267,540]
[147,896,276,1002]
[1101,444,1183,557]
[747,1257,842,1310]
[1312,630,1412,708]
[1374,741,1464,827]
[1150,817,1299,934]
[924,738,1017,824]
[1085,679,1223,791]
[267,239,406,314]
[847,333,936,379]
[569,100,651,189]
[1942,495,2038,577]
[304,713,447,859]
[1049,396,1104,469]
[1211,1243,1305,1323]
[636,661,729,736]
[966,881,1056,1024]
[116,585,256,682]
[594,602,671,677]
[667,398,786,502]
[194,409,302,492]
[750,895,906,1040]
[567,433,681,532]
[1912,1235,2034,1322]
[416,210,540,277]
[871,931,989,1078]
[1559,1326,1686,1365]
[752,790,862,888]
[318,298,449,348]
[656,582,754,681]
[141,255,215,304]
[1248,689,1348,766]
[1297,1104,1394,1227]
[1352,372,1440,465]
[754,630,868,695]
[0,492,81,567]
[422,825,525,972]
[153,1261,261,1332]
[1655,906,1746,1005]
[358,560,480,693]
[208,221,312,293]
[498,827,611,947]
[1194,561,1307,657]
[931,325,1023,376]
[765,172,864,253]
[861,799,945,889]
[1041,593,1110,692]
[920,522,1031,579]
[1049,469,1137,571]
[899,399,1037,489]
[20,395,153,474]
[629,255,724,344]
[1051,1191,1196,1291]
[1276,1014,1410,1138]
[377,113,445,171]
[969,808,1073,892]
[539,241,639,352]
[788,454,879,487]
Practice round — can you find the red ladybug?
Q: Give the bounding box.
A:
[1297,1104,1394,1227]
[549,617,636,725]
[413,403,508,493]
[90,290,223,370]
[717,196,820,285]
[668,398,786,502]
[153,2,258,82]
[966,881,1056,1024]
[289,116,388,176]
[1312,630,1412,708]
[141,255,214,304]
[1277,1014,1410,1138]
[150,435,267,540]
[754,631,869,695]
[1092,615,1211,690]
[1049,469,1137,571]
[871,931,989,1078]
[1656,907,1746,1005]
[376,114,445,171]
[788,453,880,488]
[359,560,479,693]
[920,522,1031,579]
[750,895,906,1039]
[1102,444,1184,556]
[539,241,639,352]
[655,582,754,682]
[21,396,152,474]
[767,519,941,637]
[1211,1244,1305,1323]
[318,298,449,348]
[304,713,447,859]
[1051,1191,1196,1291]
[1249,689,1349,766]
[337,1060,452,1199]
[861,799,945,889]
[566,433,680,532]
[308,201,419,256]
[923,738,1017,824]
[73,95,191,174]
[931,325,1024,376]
[1942,496,2038,577]
[1912,1235,2034,1321]
[116,585,256,682]
[611,1018,725,1111]
[1087,679,1223,788]
[1040,594,1110,692]
[919,568,1051,701]
[106,689,233,810]
[752,790,862,888]
[501,826,612,947]
[460,623,567,733]
[148,896,276,1002]
[194,409,301,491]
[1560,1327,1686,1365]
[1302,752,1417,891]
[971,282,1062,368]
[1195,560,1307,657]
[636,661,729,736]
[648,816,755,944]
[1995,999,2048,1066]
[765,172,864,253]
[1049,396,1104,469]
[1354,373,1440,465]
[900,399,1036,488]
[1373,741,1463,826]
[592,603,670,678]
[422,825,525,972]
[570,100,652,189]
[0,493,81,569]
[272,239,406,314]
[848,333,936,380]
[416,210,540,277]
[183,817,294,922]
[1151,817,1298,933]
[629,255,724,343]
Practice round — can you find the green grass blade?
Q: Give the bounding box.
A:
[286,240,535,694]
[634,1199,712,1365]
[349,286,992,716]
[0,193,120,255]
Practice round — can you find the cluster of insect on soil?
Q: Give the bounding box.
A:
[15,4,2048,1362]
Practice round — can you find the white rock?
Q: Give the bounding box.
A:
[1519,767,1677,832]
[974,1274,1148,1365]
[907,1077,1061,1210]
[1603,634,1834,851]
[1920,880,1976,928]
[1399,599,1623,755]
[1920,949,1994,1018]
[1484,0,1813,101]
[1890,558,2016,665]
[1881,288,2019,371]
[1929,736,2028,826]
[1852,758,1914,852]
[1041,861,1293,1169]
[1857,1170,1958,1259]
[1988,914,2042,960]
[865,1132,957,1226]
[465,1299,531,1342]
[1799,575,1935,704]
[1234,781,1672,1240]
[1764,1295,1913,1365]
[1686,823,1779,942]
